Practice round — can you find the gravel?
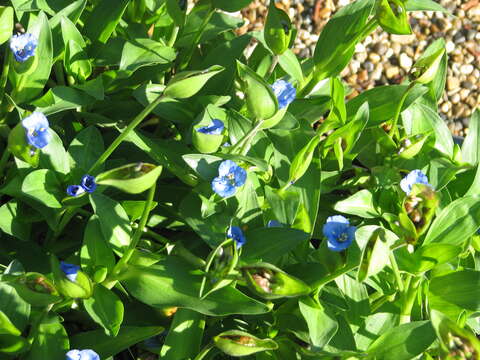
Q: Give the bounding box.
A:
[240,0,480,137]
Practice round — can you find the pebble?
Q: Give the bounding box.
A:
[399,53,413,70]
[447,77,460,91]
[460,64,474,75]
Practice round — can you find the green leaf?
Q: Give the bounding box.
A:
[84,285,124,337]
[0,282,30,333]
[21,169,63,208]
[287,134,320,185]
[278,49,303,82]
[33,86,96,115]
[264,1,292,55]
[84,0,130,44]
[429,270,480,318]
[120,257,270,316]
[423,195,480,246]
[396,243,462,274]
[0,7,14,45]
[64,39,92,82]
[80,215,115,274]
[367,321,436,360]
[0,311,21,336]
[71,326,164,359]
[96,163,162,194]
[462,109,480,165]
[119,39,176,74]
[10,11,53,104]
[377,0,412,35]
[0,334,29,355]
[23,314,69,360]
[298,297,338,348]
[212,0,253,12]
[60,14,85,47]
[165,0,186,25]
[334,189,380,218]
[68,126,104,176]
[39,129,70,175]
[313,0,375,78]
[0,200,31,241]
[90,193,132,254]
[160,308,205,359]
[242,227,309,263]
[405,0,450,13]
[164,65,225,99]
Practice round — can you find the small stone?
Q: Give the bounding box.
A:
[460,64,474,75]
[445,41,455,53]
[441,102,450,113]
[451,93,461,104]
[368,52,381,64]
[386,66,400,79]
[462,81,474,90]
[447,77,460,91]
[460,88,470,100]
[399,53,412,69]
[391,34,416,45]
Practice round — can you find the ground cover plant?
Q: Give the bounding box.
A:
[1,0,480,359]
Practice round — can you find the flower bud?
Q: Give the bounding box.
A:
[410,47,445,84]
[8,273,61,306]
[376,0,412,35]
[192,119,225,153]
[51,256,93,299]
[213,330,278,356]
[96,163,162,194]
[241,263,310,299]
[264,2,293,55]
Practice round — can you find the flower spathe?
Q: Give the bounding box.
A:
[400,169,431,195]
[60,261,80,282]
[196,119,224,135]
[322,215,356,252]
[21,112,52,149]
[10,33,38,62]
[66,349,100,360]
[227,226,246,249]
[211,160,247,197]
[271,79,296,109]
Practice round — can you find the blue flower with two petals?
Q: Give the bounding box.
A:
[196,119,224,135]
[227,226,246,249]
[211,160,247,197]
[60,261,80,282]
[400,169,431,195]
[271,79,296,109]
[66,349,100,360]
[10,33,38,62]
[21,112,52,149]
[322,215,356,252]
[67,175,97,197]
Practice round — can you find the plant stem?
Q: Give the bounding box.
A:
[0,45,10,106]
[312,263,357,293]
[88,94,165,174]
[193,343,214,360]
[167,25,180,47]
[400,275,421,324]
[265,54,279,80]
[0,148,10,180]
[229,119,264,154]
[53,61,65,86]
[389,251,404,293]
[112,184,156,276]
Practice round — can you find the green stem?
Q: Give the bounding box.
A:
[400,275,421,324]
[0,148,10,180]
[88,94,165,174]
[0,45,10,106]
[312,263,357,293]
[389,251,404,293]
[112,184,156,276]
[193,343,214,360]
[229,119,264,154]
[167,25,180,47]
[265,54,279,80]
[53,62,66,86]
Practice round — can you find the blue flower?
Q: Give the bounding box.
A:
[400,169,431,195]
[66,185,85,197]
[196,119,224,135]
[66,349,100,360]
[80,175,97,193]
[227,226,246,249]
[322,215,356,252]
[271,79,296,109]
[211,160,247,197]
[21,112,52,149]
[267,220,283,227]
[60,261,80,282]
[10,33,38,62]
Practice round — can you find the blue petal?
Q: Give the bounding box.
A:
[212,176,236,197]
[21,112,49,130]
[267,220,283,227]
[271,79,296,109]
[327,237,352,252]
[400,169,430,195]
[196,119,224,135]
[217,160,237,177]
[66,350,81,360]
[67,185,85,197]
[66,349,100,360]
[10,33,38,62]
[60,261,80,282]
[227,226,246,248]
[80,175,97,193]
[22,112,51,149]
[233,166,247,187]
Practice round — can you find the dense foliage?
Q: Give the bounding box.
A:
[0,0,479,359]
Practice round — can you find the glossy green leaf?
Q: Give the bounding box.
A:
[164,65,225,99]
[334,189,380,218]
[0,200,31,241]
[38,129,70,175]
[23,314,68,360]
[377,0,412,35]
[264,1,292,55]
[461,109,480,165]
[80,215,115,274]
[0,7,14,45]
[21,169,63,208]
[84,0,130,44]
[64,39,92,82]
[96,163,161,194]
[84,285,124,337]
[120,257,270,316]
[0,334,29,355]
[298,297,338,348]
[0,282,30,333]
[213,0,253,12]
[119,39,176,74]
[33,86,96,115]
[68,126,105,176]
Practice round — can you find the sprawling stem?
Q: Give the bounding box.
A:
[0,45,10,116]
[400,275,422,324]
[265,54,279,80]
[193,343,214,360]
[229,119,264,154]
[389,251,404,293]
[167,25,180,47]
[88,94,165,174]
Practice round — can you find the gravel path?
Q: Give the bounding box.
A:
[240,0,480,136]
